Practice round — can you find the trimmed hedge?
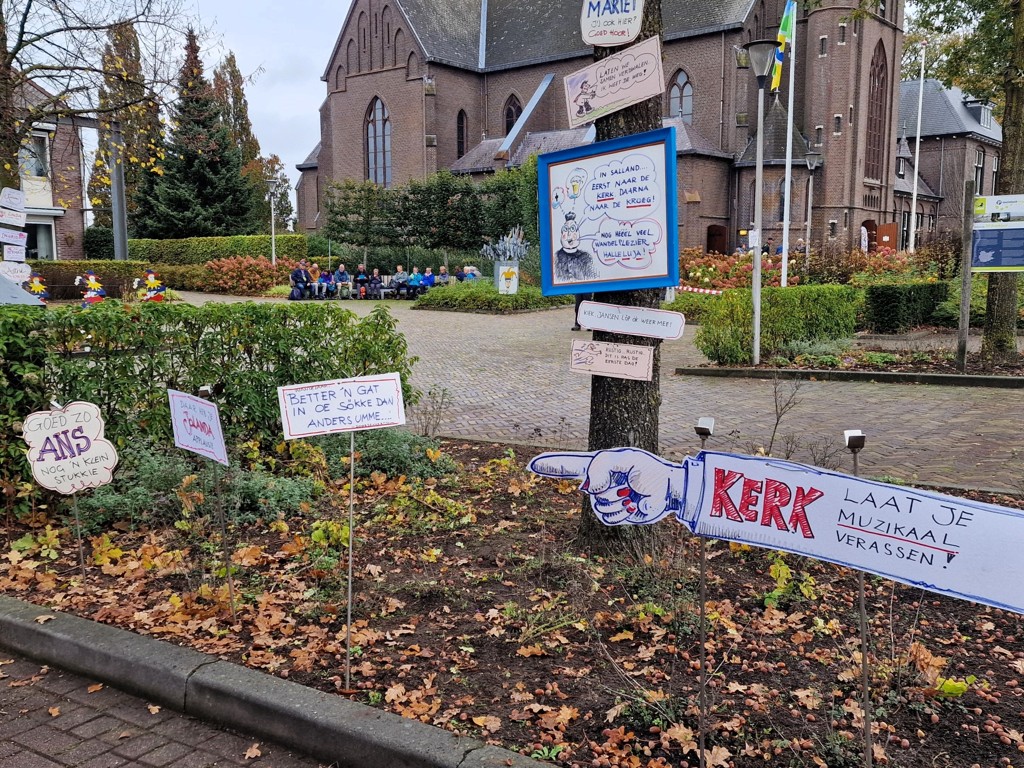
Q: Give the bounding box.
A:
[661,290,722,325]
[1,301,416,505]
[127,234,308,265]
[695,285,862,365]
[413,278,572,313]
[305,241,487,277]
[83,227,115,260]
[863,281,949,334]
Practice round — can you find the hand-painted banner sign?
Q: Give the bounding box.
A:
[563,35,664,129]
[23,402,119,494]
[278,372,405,439]
[580,0,644,47]
[571,338,654,381]
[529,448,1024,615]
[168,390,229,466]
[0,187,25,212]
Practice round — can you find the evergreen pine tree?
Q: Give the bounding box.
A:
[133,28,257,238]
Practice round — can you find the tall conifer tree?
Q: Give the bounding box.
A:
[133,29,257,238]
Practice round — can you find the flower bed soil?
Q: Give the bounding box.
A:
[3,440,1023,768]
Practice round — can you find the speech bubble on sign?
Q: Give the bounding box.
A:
[583,153,660,223]
[594,51,659,97]
[590,218,662,269]
[23,402,119,494]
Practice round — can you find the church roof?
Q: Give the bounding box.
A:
[898,79,1002,144]
[735,95,812,166]
[394,0,753,72]
[297,142,320,171]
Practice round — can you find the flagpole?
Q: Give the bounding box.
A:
[781,0,797,286]
[908,42,926,253]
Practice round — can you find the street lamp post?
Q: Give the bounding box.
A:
[266,178,280,267]
[804,151,822,274]
[744,39,780,366]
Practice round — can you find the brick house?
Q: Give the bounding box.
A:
[297,0,906,253]
[894,79,1002,248]
[19,82,86,261]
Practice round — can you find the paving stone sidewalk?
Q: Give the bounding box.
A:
[181,292,1024,492]
[0,652,325,768]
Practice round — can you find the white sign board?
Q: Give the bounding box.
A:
[529,448,1024,614]
[539,128,678,296]
[0,187,26,212]
[563,35,664,129]
[496,260,520,295]
[0,208,27,228]
[580,0,644,46]
[0,228,27,247]
[0,260,30,284]
[4,245,26,262]
[570,338,654,381]
[278,372,406,440]
[23,402,119,494]
[974,194,1024,221]
[168,390,229,466]
[578,300,684,339]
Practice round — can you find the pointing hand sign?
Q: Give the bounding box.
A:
[529,448,684,526]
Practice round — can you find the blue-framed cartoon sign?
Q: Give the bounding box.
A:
[538,127,678,296]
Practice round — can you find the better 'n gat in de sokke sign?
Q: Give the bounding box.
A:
[278,372,405,440]
[530,448,1024,615]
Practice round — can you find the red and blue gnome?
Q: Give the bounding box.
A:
[75,270,106,307]
[133,268,167,302]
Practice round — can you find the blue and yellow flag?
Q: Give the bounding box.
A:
[771,0,797,91]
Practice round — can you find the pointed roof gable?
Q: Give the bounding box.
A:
[736,95,812,165]
[898,79,1002,143]
[333,0,754,75]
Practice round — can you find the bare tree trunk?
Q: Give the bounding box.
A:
[577,2,665,552]
[981,0,1024,365]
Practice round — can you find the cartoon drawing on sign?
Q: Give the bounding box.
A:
[75,270,106,307]
[574,78,596,117]
[548,151,664,286]
[555,212,597,281]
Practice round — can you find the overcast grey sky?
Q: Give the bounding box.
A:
[194,0,352,209]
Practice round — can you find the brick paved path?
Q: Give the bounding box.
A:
[391,303,1024,493]
[182,291,1024,492]
[0,652,325,768]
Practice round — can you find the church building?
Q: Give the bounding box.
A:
[296,0,906,253]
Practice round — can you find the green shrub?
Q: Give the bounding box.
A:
[932,274,1024,328]
[5,301,417,500]
[205,256,293,295]
[152,264,211,291]
[83,227,115,260]
[311,243,485,277]
[661,290,722,325]
[313,428,457,480]
[0,308,49,514]
[74,443,319,533]
[863,281,948,334]
[414,279,571,313]
[127,234,308,265]
[694,285,861,365]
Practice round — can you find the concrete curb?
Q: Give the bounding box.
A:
[674,366,1024,388]
[0,595,544,768]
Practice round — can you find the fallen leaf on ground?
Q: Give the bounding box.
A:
[87,683,104,693]
[48,706,60,717]
[245,743,262,759]
[34,615,54,624]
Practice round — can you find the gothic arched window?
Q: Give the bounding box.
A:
[504,95,522,136]
[668,70,693,124]
[865,41,887,181]
[365,97,392,187]
[457,110,468,159]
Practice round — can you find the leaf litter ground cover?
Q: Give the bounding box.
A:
[3,441,1024,768]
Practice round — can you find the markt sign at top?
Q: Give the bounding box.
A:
[580,0,644,47]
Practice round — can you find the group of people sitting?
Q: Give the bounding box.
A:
[289,260,480,300]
